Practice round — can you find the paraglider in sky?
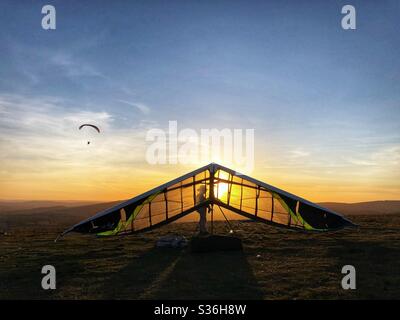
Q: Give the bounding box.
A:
[79,124,100,145]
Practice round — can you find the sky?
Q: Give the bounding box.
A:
[0,0,399,202]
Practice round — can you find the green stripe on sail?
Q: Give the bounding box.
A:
[273,193,315,231]
[97,192,161,236]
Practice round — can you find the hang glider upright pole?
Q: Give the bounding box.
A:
[210,204,214,235]
[209,163,215,235]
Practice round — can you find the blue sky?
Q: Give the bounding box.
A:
[0,1,399,201]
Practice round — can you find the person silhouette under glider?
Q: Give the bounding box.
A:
[196,185,209,235]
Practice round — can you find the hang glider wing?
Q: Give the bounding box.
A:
[61,163,355,238]
[61,164,212,237]
[212,164,355,231]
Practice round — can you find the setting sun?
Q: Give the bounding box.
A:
[214,170,230,199]
[216,181,229,198]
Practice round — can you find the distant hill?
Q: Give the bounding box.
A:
[0,200,125,232]
[0,200,123,216]
[0,200,101,213]
[2,199,400,218]
[318,201,400,216]
[1,200,399,232]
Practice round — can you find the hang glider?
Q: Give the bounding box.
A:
[60,163,355,238]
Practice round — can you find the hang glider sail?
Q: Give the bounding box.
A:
[61,163,355,238]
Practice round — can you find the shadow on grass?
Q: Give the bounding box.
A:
[101,246,181,299]
[104,246,263,299]
[328,238,400,299]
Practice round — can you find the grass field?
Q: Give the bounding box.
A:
[1,212,399,300]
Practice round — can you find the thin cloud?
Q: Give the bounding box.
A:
[346,158,376,166]
[345,146,400,167]
[290,149,310,158]
[0,94,149,175]
[117,99,151,115]
[371,146,400,166]
[50,51,106,79]
[8,39,106,85]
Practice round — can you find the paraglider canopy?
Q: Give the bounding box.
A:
[79,124,100,133]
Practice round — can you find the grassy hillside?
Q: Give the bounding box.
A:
[0,210,399,299]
